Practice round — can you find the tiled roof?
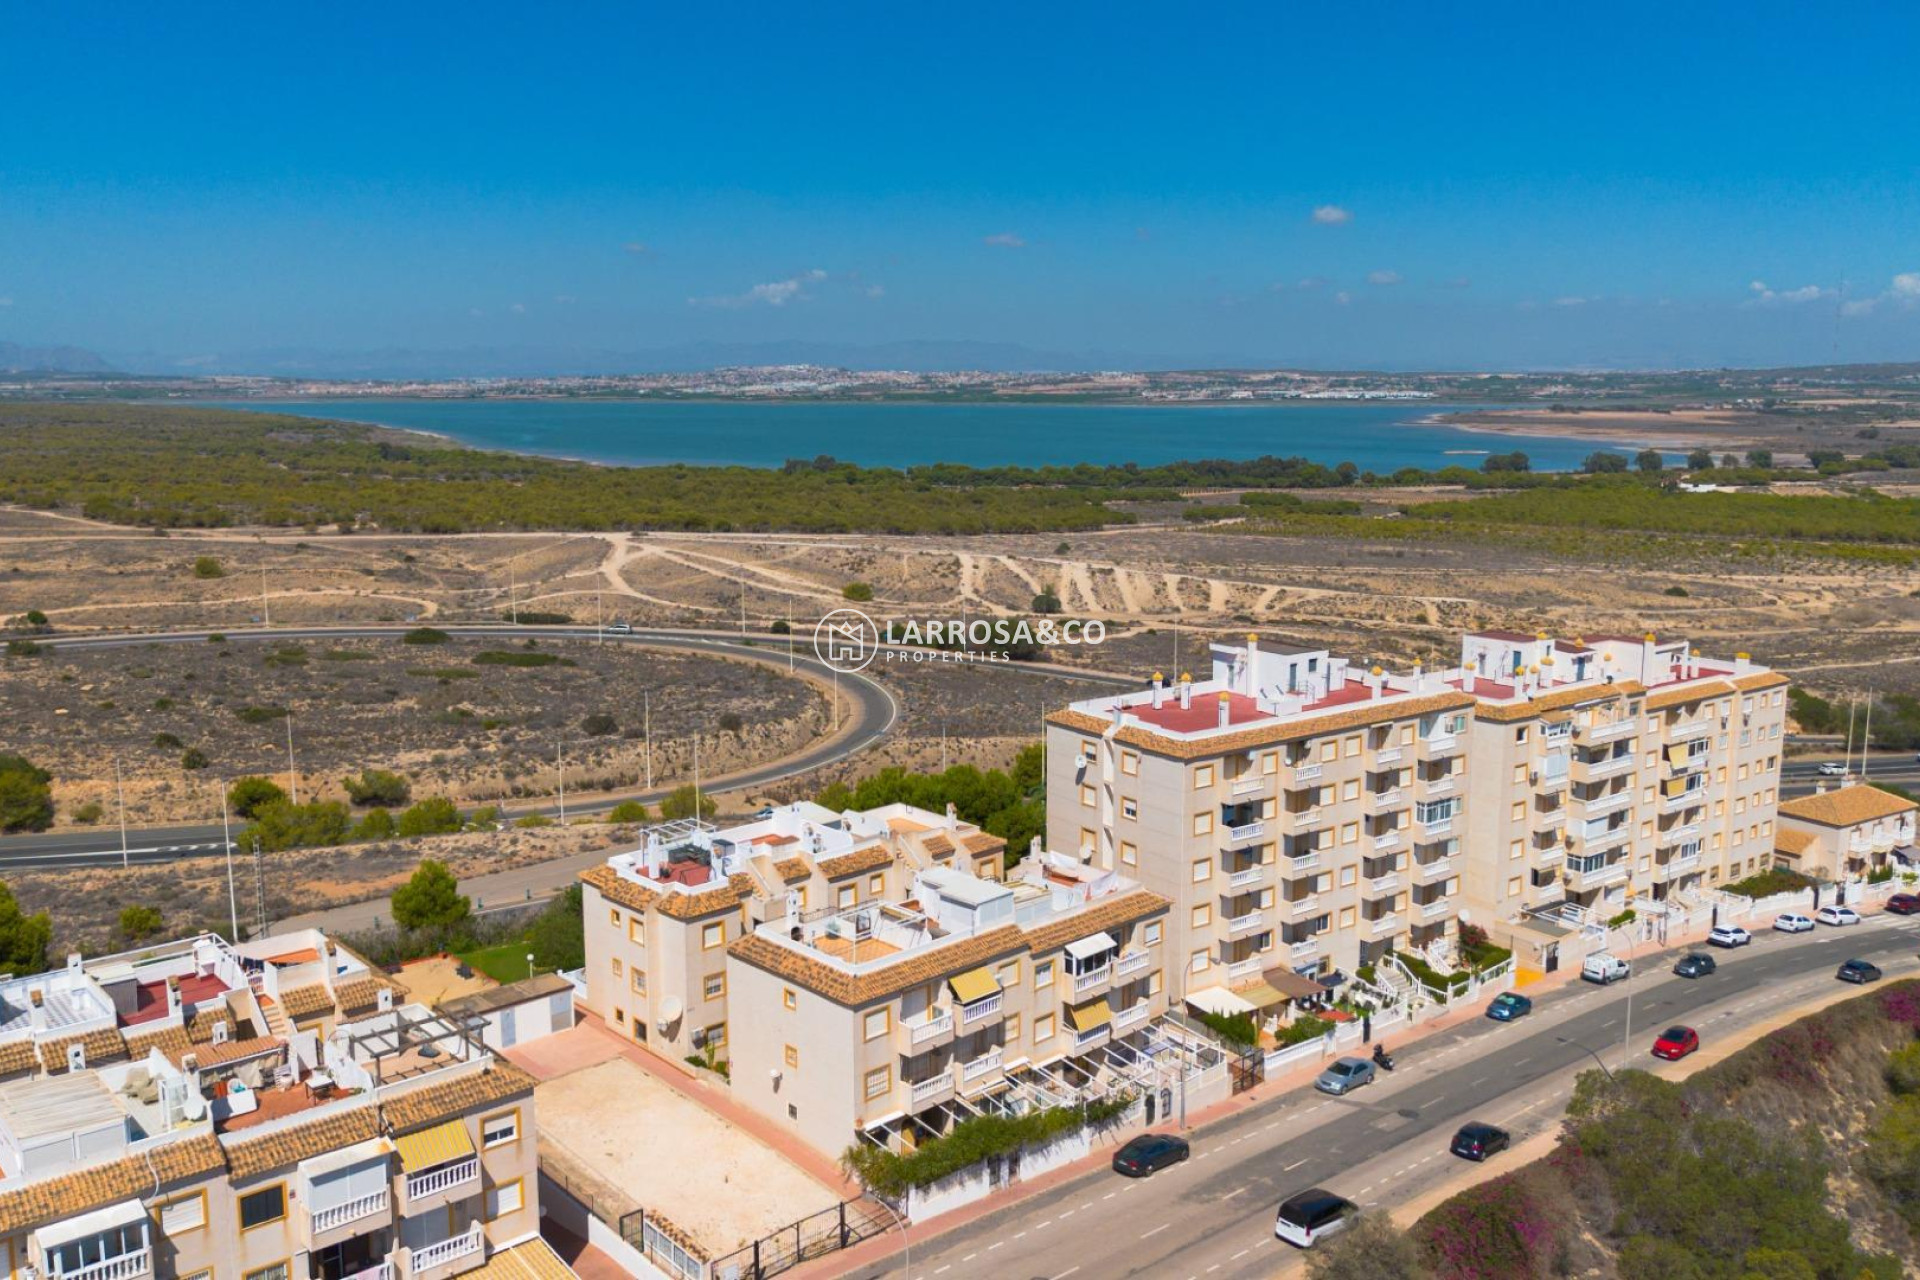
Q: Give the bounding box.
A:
[1049,690,1478,760]
[187,1006,251,1045]
[186,1035,281,1069]
[279,983,334,1021]
[773,856,812,882]
[460,1238,584,1280]
[0,1040,35,1077]
[1774,828,1819,856]
[382,1059,538,1135]
[581,863,753,920]
[1470,683,1642,724]
[125,1024,194,1066]
[1645,680,1734,712]
[38,1027,128,1075]
[961,832,1006,856]
[581,863,658,913]
[334,976,393,1017]
[817,844,893,880]
[920,833,955,857]
[0,1133,224,1234]
[730,925,1030,1009]
[1779,785,1917,829]
[1734,671,1790,692]
[1021,890,1170,956]
[224,1104,382,1181]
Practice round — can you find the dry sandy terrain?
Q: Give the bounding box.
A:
[1443,405,1920,457]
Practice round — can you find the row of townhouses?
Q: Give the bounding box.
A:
[0,929,559,1280]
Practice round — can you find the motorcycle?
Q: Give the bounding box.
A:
[1371,1044,1396,1072]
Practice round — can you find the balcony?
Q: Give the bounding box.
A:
[1657,822,1701,848]
[1367,914,1402,936]
[1285,809,1323,831]
[1565,856,1628,890]
[1283,894,1321,918]
[308,1187,392,1243]
[48,1251,152,1280]
[910,1073,955,1107]
[1366,787,1403,811]
[1576,826,1632,855]
[1071,964,1112,998]
[1573,753,1635,782]
[1224,821,1266,846]
[1535,844,1564,864]
[1417,735,1462,762]
[1231,775,1266,797]
[1660,787,1707,814]
[405,1157,479,1207]
[1371,828,1405,850]
[1419,817,1455,838]
[1368,873,1401,895]
[1283,850,1322,872]
[1373,746,1405,765]
[961,1049,1004,1086]
[1585,718,1639,742]
[1112,1001,1151,1033]
[408,1225,483,1279]
[1288,762,1323,783]
[1420,775,1457,798]
[900,1007,955,1051]
[344,1265,396,1280]
[959,993,1004,1026]
[1290,936,1323,958]
[1226,910,1266,936]
[1668,720,1713,741]
[1535,808,1567,830]
[1665,752,1708,776]
[1228,864,1266,889]
[1414,857,1453,881]
[1418,898,1452,919]
[1114,949,1151,980]
[1225,956,1263,982]
[1578,789,1634,817]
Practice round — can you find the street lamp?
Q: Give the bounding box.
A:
[526,952,536,981]
[1556,1034,1616,1084]
[873,1195,909,1279]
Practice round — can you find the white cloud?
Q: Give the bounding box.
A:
[509,302,526,314]
[623,241,651,255]
[1334,290,1353,306]
[1841,298,1878,317]
[553,294,577,305]
[1366,269,1401,286]
[1892,272,1920,300]
[468,307,485,317]
[690,269,828,309]
[0,297,13,307]
[1296,275,1329,291]
[865,284,886,299]
[1553,296,1588,307]
[983,232,1026,248]
[1747,279,1832,305]
[1311,205,1352,226]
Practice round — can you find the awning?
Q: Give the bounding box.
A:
[1665,745,1688,767]
[1185,987,1255,1017]
[1231,980,1286,1008]
[1892,845,1919,865]
[36,1199,146,1248]
[948,968,1000,1005]
[395,1117,476,1173]
[1064,932,1118,962]
[1662,777,1688,798]
[301,1135,392,1179]
[1262,968,1327,1000]
[1066,1000,1113,1033]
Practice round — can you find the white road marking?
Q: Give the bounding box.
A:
[934,1268,950,1276]
[1052,1269,1081,1280]
[1232,1249,1250,1260]
[1284,1157,1308,1171]
[1141,1223,1171,1239]
[987,1243,1004,1252]
[1103,1192,1117,1200]
[961,1254,977,1263]
[1222,1187,1247,1199]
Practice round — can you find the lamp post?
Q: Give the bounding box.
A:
[1556,1034,1616,1084]
[873,1195,909,1279]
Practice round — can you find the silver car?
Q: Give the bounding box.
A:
[1314,1057,1377,1096]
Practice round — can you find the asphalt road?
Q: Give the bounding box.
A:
[1780,755,1920,798]
[844,912,1920,1280]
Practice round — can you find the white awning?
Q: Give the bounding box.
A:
[1065,932,1119,962]
[301,1134,391,1181]
[1184,986,1256,1017]
[36,1198,146,1248]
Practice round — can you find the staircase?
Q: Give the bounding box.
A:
[257,994,290,1039]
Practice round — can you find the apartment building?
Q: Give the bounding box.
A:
[1457,630,1789,943]
[0,929,561,1280]
[578,802,1010,1067]
[725,851,1171,1159]
[1774,783,1918,881]
[1045,637,1477,1013]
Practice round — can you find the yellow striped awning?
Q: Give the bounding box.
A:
[1665,745,1688,767]
[394,1117,475,1173]
[1663,776,1688,798]
[1066,1000,1112,1033]
[948,968,1000,1005]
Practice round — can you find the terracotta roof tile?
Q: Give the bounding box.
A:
[655,873,757,921]
[581,863,659,913]
[961,832,1006,856]
[730,925,1030,1009]
[381,1059,537,1135]
[0,1040,35,1077]
[1470,683,1642,724]
[187,1005,252,1045]
[460,1238,587,1280]
[1734,671,1789,692]
[1645,680,1734,712]
[817,844,893,880]
[773,856,812,883]
[0,1133,225,1234]
[1049,690,1478,760]
[920,833,955,857]
[1020,890,1170,956]
[124,1024,195,1066]
[1774,828,1819,856]
[38,1027,128,1075]
[224,1104,382,1181]
[186,1035,282,1069]
[334,976,395,1017]
[1778,785,1917,829]
[279,983,334,1022]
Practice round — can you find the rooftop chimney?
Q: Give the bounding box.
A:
[1178,674,1193,710]
[27,987,44,1033]
[1150,672,1165,709]
[945,801,959,831]
[1244,633,1260,693]
[1217,692,1232,729]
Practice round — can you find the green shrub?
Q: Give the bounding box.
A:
[1275,1014,1334,1047]
[1607,908,1637,928]
[152,731,183,750]
[841,1095,1134,1197]
[390,859,470,930]
[353,807,396,840]
[513,813,554,829]
[191,556,225,579]
[472,650,571,668]
[467,804,500,828]
[1723,868,1814,898]
[659,784,717,821]
[343,768,412,808]
[607,800,649,824]
[234,704,289,724]
[842,581,874,602]
[403,627,450,645]
[243,799,351,851]
[71,801,105,825]
[5,639,46,657]
[180,747,210,770]
[227,776,287,819]
[1194,1008,1259,1046]
[396,797,462,837]
[581,712,619,736]
[119,905,165,940]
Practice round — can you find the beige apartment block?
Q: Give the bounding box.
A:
[0,930,563,1280]
[1046,637,1477,1017]
[725,853,1171,1159]
[578,802,1009,1069]
[1773,783,1918,881]
[1454,630,1788,961]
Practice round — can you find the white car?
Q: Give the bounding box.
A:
[1815,905,1861,927]
[1707,925,1750,948]
[1817,761,1847,777]
[1774,913,1814,933]
[606,621,634,635]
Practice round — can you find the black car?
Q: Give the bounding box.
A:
[1673,953,1717,979]
[1887,893,1920,915]
[1450,1122,1511,1162]
[1112,1132,1190,1176]
[1837,959,1883,984]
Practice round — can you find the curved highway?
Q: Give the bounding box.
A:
[0,624,902,869]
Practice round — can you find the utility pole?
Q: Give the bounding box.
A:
[1846,696,1858,776]
[221,786,239,942]
[741,584,747,637]
[644,692,653,790]
[1862,690,1874,779]
[693,735,702,818]
[115,758,129,870]
[556,740,567,825]
[261,566,271,627]
[284,714,299,805]
[510,562,518,625]
[787,600,794,672]
[252,837,269,940]
[596,591,602,646]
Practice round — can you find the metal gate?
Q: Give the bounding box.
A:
[1229,1047,1265,1094]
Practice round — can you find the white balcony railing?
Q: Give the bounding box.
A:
[1226,956,1263,981]
[1231,776,1265,797]
[1114,949,1151,979]
[962,1049,1004,1082]
[342,1263,395,1280]
[1419,898,1451,919]
[906,1009,954,1046]
[1368,914,1401,936]
[1580,790,1633,817]
[406,1158,478,1203]
[1284,851,1322,872]
[959,993,1003,1025]
[1288,810,1322,830]
[1420,735,1461,757]
[1225,821,1266,845]
[1112,1002,1151,1033]
[1289,762,1323,782]
[911,1074,954,1105]
[1284,894,1320,917]
[1421,818,1454,838]
[1536,809,1567,829]
[50,1251,151,1280]
[1658,823,1702,848]
[1660,787,1707,813]
[1228,865,1265,889]
[1371,829,1403,850]
[1421,777,1456,797]
[1290,936,1323,957]
[1226,910,1266,936]
[1367,787,1403,809]
[1415,857,1453,880]
[1373,747,1404,764]
[1074,1022,1112,1050]
[410,1226,483,1275]
[311,1187,390,1233]
[1668,720,1712,740]
[1368,874,1400,895]
[1587,719,1638,741]
[1071,965,1112,995]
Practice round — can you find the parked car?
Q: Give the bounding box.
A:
[1450,1122,1512,1162]
[1111,1133,1190,1176]
[1275,1189,1359,1247]
[1652,1025,1700,1060]
[1885,893,1920,915]
[1673,953,1717,979]
[1817,761,1847,777]
[1816,905,1862,927]
[1486,992,1533,1022]
[1707,925,1750,948]
[1837,959,1883,984]
[1774,912,1815,933]
[1314,1058,1377,1096]
[1582,951,1630,985]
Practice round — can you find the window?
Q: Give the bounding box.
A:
[1122,750,1139,776]
[996,959,1021,987]
[864,1008,891,1041]
[238,1184,286,1230]
[486,1178,525,1221]
[1515,727,1529,743]
[1035,960,1054,988]
[1121,797,1138,821]
[1006,1012,1022,1042]
[784,1044,800,1069]
[615,1008,626,1025]
[1191,904,1211,928]
[1511,800,1525,821]
[1320,740,1338,762]
[245,1266,289,1280]
[1081,783,1096,807]
[869,873,886,894]
[1148,969,1163,995]
[610,957,623,978]
[1340,822,1358,845]
[705,1022,728,1048]
[627,916,646,945]
[1144,921,1162,946]
[482,1110,520,1148]
[1339,905,1356,929]
[1339,864,1357,887]
[1345,735,1361,758]
[1512,763,1527,784]
[783,987,797,1011]
[1194,764,1215,789]
[1192,857,1211,883]
[1080,826,1097,852]
[630,969,647,995]
[837,885,857,910]
[1035,1013,1056,1042]
[1262,751,1279,775]
[1509,840,1523,860]
[1507,876,1523,896]
[1189,949,1209,973]
[1192,811,1214,836]
[1342,778,1359,801]
[159,1190,208,1233]
[864,1065,892,1100]
[1120,840,1138,866]
[703,922,726,949]
[703,972,726,1001]
[610,908,621,926]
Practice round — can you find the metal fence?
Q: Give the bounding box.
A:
[619,1208,708,1280]
[708,1197,896,1280]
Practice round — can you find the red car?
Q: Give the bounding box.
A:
[1887,893,1920,915]
[1652,1026,1699,1061]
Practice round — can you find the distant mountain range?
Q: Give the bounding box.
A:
[0,341,117,374]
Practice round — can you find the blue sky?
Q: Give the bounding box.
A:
[3,1,1918,370]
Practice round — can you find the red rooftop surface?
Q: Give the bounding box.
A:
[1129,691,1273,733]
[652,862,714,888]
[122,972,230,1027]
[1447,676,1519,699]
